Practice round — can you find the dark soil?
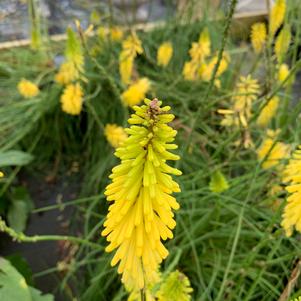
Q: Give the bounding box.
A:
[0,171,80,301]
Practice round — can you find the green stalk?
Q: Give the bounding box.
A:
[28,0,42,50]
[0,218,101,249]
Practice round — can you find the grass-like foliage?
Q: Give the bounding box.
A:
[1,0,301,300]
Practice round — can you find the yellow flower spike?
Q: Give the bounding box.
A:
[209,170,229,193]
[119,52,135,86]
[102,98,182,290]
[250,22,267,54]
[121,78,151,107]
[110,27,124,42]
[183,28,211,81]
[157,42,173,67]
[269,0,286,37]
[105,124,128,149]
[257,129,290,169]
[65,27,84,72]
[220,75,259,128]
[122,32,143,57]
[281,145,301,237]
[60,82,83,115]
[256,96,280,127]
[119,32,143,85]
[274,25,291,63]
[189,29,211,62]
[233,75,259,117]
[278,63,290,86]
[17,79,39,98]
[156,270,193,301]
[55,61,80,85]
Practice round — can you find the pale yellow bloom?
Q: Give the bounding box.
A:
[0,171,4,178]
[278,63,290,86]
[274,25,291,63]
[281,146,301,236]
[256,96,280,127]
[250,22,267,54]
[257,130,290,169]
[119,52,134,85]
[157,42,173,67]
[269,0,286,37]
[121,78,151,107]
[209,170,229,193]
[182,61,197,80]
[233,75,259,118]
[97,26,106,40]
[110,27,123,42]
[90,10,101,24]
[122,32,143,58]
[65,27,84,72]
[199,53,229,81]
[119,32,143,85]
[104,124,128,148]
[183,28,211,81]
[60,82,83,115]
[189,29,211,62]
[17,79,39,98]
[55,61,80,85]
[219,75,259,128]
[156,270,192,301]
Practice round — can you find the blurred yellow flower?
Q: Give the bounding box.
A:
[55,61,79,85]
[278,63,290,86]
[209,170,229,193]
[17,79,39,98]
[156,270,192,301]
[97,26,106,40]
[250,22,267,54]
[90,10,101,25]
[257,130,290,169]
[256,96,280,127]
[110,27,123,42]
[0,171,4,178]
[60,82,83,115]
[199,53,229,81]
[121,78,151,107]
[183,28,211,81]
[157,42,173,67]
[65,27,84,73]
[233,75,259,117]
[183,61,197,80]
[104,124,128,149]
[119,52,134,86]
[274,25,291,63]
[119,32,143,85]
[269,0,286,37]
[189,29,211,62]
[281,146,301,237]
[122,32,143,57]
[219,75,259,128]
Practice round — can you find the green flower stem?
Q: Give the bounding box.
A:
[0,218,101,250]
